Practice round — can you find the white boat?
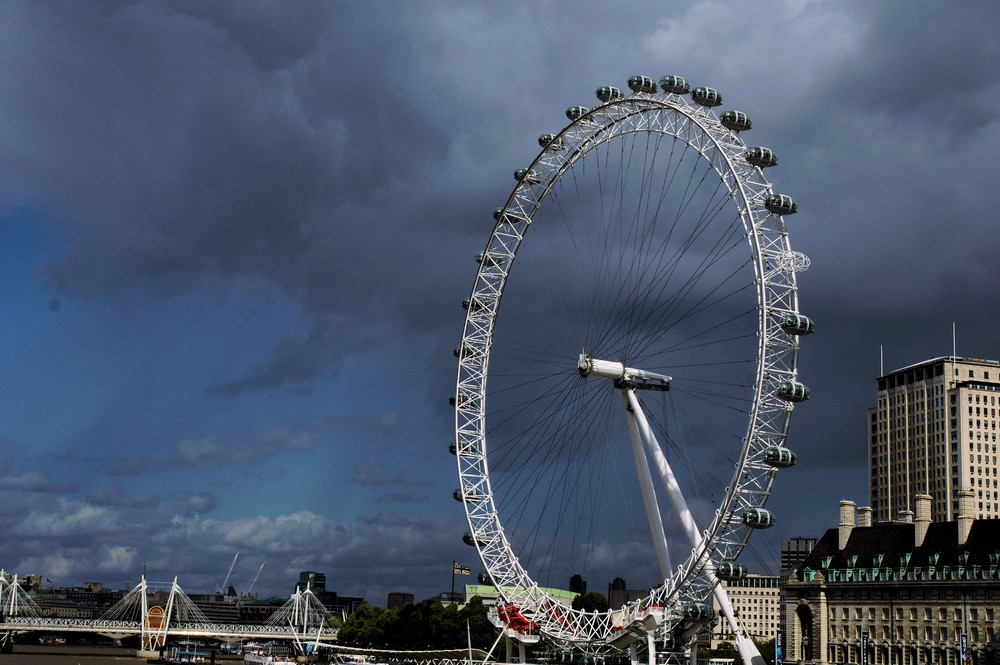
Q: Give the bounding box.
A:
[243,642,296,664]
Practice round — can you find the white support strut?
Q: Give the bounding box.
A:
[625,389,764,665]
[624,395,673,580]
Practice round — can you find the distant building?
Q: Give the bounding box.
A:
[188,592,240,623]
[32,584,125,619]
[709,574,779,649]
[569,574,587,595]
[869,356,1000,522]
[607,577,644,610]
[239,597,286,624]
[295,571,363,616]
[1,573,42,592]
[782,537,818,572]
[387,591,413,609]
[783,496,1000,665]
[298,571,327,593]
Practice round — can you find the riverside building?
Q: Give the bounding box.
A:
[869,356,1000,522]
[709,574,779,649]
[784,497,1000,665]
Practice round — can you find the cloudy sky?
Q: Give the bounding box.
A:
[1,0,999,605]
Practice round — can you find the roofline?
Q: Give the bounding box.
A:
[880,355,1000,379]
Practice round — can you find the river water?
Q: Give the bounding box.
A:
[0,644,246,665]
[0,645,142,665]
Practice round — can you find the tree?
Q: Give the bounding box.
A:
[571,592,609,613]
[753,637,776,665]
[712,640,739,660]
[337,597,498,651]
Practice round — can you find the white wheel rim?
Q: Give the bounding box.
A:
[455,84,804,647]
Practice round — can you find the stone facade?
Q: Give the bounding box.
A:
[783,500,1000,665]
[710,574,779,649]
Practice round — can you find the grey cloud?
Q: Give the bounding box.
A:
[185,492,217,514]
[87,485,160,509]
[207,322,347,396]
[170,420,332,470]
[352,463,405,487]
[0,471,76,493]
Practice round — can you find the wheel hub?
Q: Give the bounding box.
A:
[577,353,672,391]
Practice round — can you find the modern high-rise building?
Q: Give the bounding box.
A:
[869,356,1000,522]
[298,571,326,592]
[387,591,413,608]
[780,537,817,572]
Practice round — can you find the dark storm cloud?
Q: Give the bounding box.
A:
[208,322,348,395]
[3,0,1000,596]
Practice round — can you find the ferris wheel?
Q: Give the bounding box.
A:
[452,75,813,650]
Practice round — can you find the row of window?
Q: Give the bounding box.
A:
[833,624,994,643]
[835,606,994,622]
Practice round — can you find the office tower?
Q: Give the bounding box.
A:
[869,356,1000,521]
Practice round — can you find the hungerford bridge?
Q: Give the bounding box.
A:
[0,572,337,655]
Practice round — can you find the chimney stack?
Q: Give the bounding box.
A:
[914,494,932,546]
[857,506,873,528]
[957,489,975,545]
[839,500,856,550]
[897,509,914,523]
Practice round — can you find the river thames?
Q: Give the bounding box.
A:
[0,644,245,665]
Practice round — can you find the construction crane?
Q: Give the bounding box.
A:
[216,552,239,595]
[244,562,265,598]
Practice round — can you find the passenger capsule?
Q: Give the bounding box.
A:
[477,571,491,585]
[776,380,810,403]
[449,392,476,409]
[453,344,479,359]
[538,134,565,149]
[740,507,776,529]
[762,446,797,468]
[691,87,722,107]
[715,561,748,581]
[450,441,473,456]
[719,110,752,132]
[627,75,657,94]
[658,75,690,95]
[463,531,488,547]
[778,313,815,336]
[566,106,590,121]
[764,194,798,215]
[453,489,484,503]
[744,146,778,168]
[475,251,502,267]
[596,86,624,103]
[681,603,717,621]
[462,297,485,312]
[514,168,541,185]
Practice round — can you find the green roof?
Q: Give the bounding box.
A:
[464,584,578,601]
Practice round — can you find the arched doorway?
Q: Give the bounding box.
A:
[796,604,814,662]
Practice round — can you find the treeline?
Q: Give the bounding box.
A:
[337,596,498,651]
